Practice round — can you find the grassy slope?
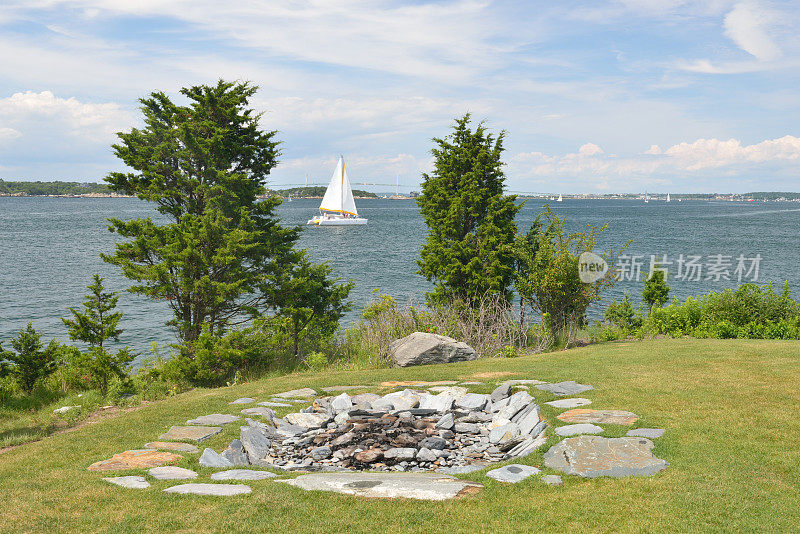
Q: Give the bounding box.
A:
[1,339,799,533]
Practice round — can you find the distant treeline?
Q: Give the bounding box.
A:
[271,186,378,198]
[0,180,113,196]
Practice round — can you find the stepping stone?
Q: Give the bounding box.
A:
[322,385,370,392]
[536,381,594,396]
[87,450,182,472]
[210,469,279,480]
[158,426,222,443]
[555,423,604,436]
[557,409,638,425]
[242,407,276,417]
[144,441,199,453]
[276,472,482,501]
[486,464,541,483]
[163,483,252,496]
[626,428,665,439]
[103,475,150,489]
[543,435,669,478]
[199,448,234,468]
[541,474,563,486]
[256,401,293,408]
[545,398,592,409]
[186,414,240,426]
[148,466,198,480]
[270,398,307,403]
[428,386,468,398]
[436,465,485,475]
[502,379,546,386]
[229,398,255,405]
[274,387,317,398]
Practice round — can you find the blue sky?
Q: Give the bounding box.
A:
[0,1,798,193]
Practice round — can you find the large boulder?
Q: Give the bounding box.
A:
[389,332,477,367]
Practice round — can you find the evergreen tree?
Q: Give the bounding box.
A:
[643,270,670,308]
[2,323,59,394]
[417,114,521,305]
[102,80,299,342]
[62,275,133,395]
[513,217,544,331]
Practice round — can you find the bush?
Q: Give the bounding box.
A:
[702,283,798,326]
[643,271,670,308]
[1,323,61,394]
[604,294,643,329]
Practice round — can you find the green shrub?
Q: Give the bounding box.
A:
[702,283,799,326]
[604,294,643,329]
[1,323,61,394]
[643,271,670,308]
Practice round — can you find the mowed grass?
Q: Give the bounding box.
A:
[1,338,799,533]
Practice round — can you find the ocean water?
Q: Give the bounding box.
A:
[1,196,798,361]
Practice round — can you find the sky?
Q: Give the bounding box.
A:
[0,1,799,194]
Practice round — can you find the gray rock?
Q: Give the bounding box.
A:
[330,393,353,414]
[428,386,469,399]
[144,441,199,453]
[186,414,240,426]
[495,391,534,420]
[543,435,669,478]
[541,474,563,486]
[240,426,270,464]
[489,423,520,444]
[210,469,279,480]
[436,465,485,475]
[163,483,252,496]
[274,387,317,398]
[545,398,592,409]
[420,436,447,450]
[322,385,371,392]
[486,464,540,483]
[351,393,380,406]
[334,412,351,425]
[255,401,292,408]
[229,397,255,405]
[490,384,512,402]
[310,446,332,460]
[505,433,548,459]
[275,421,306,438]
[242,407,277,418]
[455,393,489,411]
[555,423,605,436]
[435,412,454,430]
[389,332,478,367]
[626,428,665,439]
[384,447,417,461]
[198,448,234,468]
[416,447,438,462]
[536,381,594,397]
[103,475,150,489]
[454,422,480,434]
[284,412,330,429]
[277,472,482,500]
[515,404,544,436]
[221,440,250,466]
[370,397,395,411]
[418,393,454,412]
[158,425,222,443]
[501,379,546,386]
[148,466,199,480]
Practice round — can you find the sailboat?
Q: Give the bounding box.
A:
[557,194,563,202]
[666,193,671,203]
[307,156,368,226]
[644,191,649,203]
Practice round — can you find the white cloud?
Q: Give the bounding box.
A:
[0,127,21,141]
[664,135,800,169]
[578,143,603,156]
[723,1,781,61]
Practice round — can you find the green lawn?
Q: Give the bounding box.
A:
[1,338,799,533]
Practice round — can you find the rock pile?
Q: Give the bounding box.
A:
[200,385,547,472]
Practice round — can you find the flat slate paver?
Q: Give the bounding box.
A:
[543,435,669,478]
[276,472,482,501]
[229,397,255,404]
[627,428,665,439]
[536,381,594,396]
[242,407,277,417]
[486,464,541,483]
[163,483,252,496]
[210,469,279,480]
[158,425,222,443]
[541,474,563,486]
[148,466,198,480]
[270,398,307,403]
[144,441,199,453]
[321,385,371,392]
[557,409,639,425]
[88,450,182,472]
[555,423,605,436]
[502,379,546,386]
[436,465,485,474]
[274,388,317,398]
[103,475,150,489]
[545,398,592,409]
[186,414,240,426]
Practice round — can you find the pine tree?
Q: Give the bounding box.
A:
[643,270,670,308]
[2,323,59,394]
[417,114,521,305]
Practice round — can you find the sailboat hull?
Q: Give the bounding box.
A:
[307,214,367,226]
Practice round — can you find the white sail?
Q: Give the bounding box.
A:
[666,193,671,202]
[318,157,358,216]
[557,194,563,202]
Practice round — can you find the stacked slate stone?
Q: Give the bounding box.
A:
[203,385,547,472]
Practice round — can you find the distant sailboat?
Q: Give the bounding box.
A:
[666,193,671,203]
[557,194,563,202]
[287,193,292,202]
[307,156,368,226]
[644,191,649,203]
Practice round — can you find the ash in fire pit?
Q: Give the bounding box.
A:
[210,386,548,472]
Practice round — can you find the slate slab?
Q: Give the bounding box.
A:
[144,441,199,453]
[436,465,485,475]
[242,407,276,418]
[229,398,255,405]
[555,423,605,436]
[486,464,541,483]
[557,409,638,425]
[163,483,252,496]
[455,393,489,411]
[322,385,371,392]
[158,425,222,443]
[276,472,482,500]
[274,388,317,398]
[88,450,182,471]
[285,412,330,429]
[240,426,271,464]
[626,428,665,439]
[186,414,240,426]
[210,469,279,480]
[541,474,563,486]
[543,435,669,478]
[256,401,293,408]
[545,398,592,409]
[536,381,595,396]
[103,475,150,489]
[149,466,198,480]
[428,386,468,398]
[418,393,454,412]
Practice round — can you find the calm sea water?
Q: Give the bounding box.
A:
[2,196,799,362]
